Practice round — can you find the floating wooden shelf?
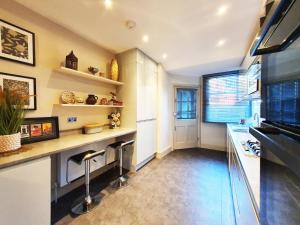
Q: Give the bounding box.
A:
[55,104,124,108]
[55,67,124,86]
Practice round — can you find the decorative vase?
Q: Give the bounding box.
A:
[110,59,119,81]
[65,50,78,70]
[0,132,21,153]
[86,94,98,105]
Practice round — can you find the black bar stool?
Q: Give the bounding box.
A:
[109,140,135,189]
[67,149,106,215]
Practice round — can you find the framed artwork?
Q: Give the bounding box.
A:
[0,72,37,110]
[21,117,60,144]
[0,19,35,66]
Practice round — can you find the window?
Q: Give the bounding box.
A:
[176,88,197,119]
[203,71,251,123]
[266,80,300,127]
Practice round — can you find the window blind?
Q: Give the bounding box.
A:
[203,71,251,123]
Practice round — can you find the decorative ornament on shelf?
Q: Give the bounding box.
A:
[88,66,99,75]
[65,50,78,70]
[108,111,121,129]
[100,98,108,105]
[108,92,123,106]
[86,94,98,105]
[0,88,27,152]
[61,91,76,104]
[110,58,119,81]
[75,96,84,104]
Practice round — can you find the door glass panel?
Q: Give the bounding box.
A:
[176,88,197,119]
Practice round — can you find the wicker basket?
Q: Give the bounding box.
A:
[0,133,21,153]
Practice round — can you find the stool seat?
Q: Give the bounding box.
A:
[107,141,125,149]
[69,150,96,164]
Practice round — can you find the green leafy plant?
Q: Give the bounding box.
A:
[0,88,27,135]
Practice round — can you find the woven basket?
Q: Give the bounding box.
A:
[0,133,21,153]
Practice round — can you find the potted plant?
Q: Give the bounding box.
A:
[0,88,27,152]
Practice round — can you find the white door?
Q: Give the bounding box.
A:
[174,87,198,149]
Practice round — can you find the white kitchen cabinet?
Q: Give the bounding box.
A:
[137,54,157,121]
[227,131,259,225]
[0,157,51,225]
[136,119,157,165]
[117,49,158,170]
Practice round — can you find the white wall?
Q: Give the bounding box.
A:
[157,65,172,155]
[0,0,115,131]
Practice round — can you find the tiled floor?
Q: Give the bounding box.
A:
[55,148,236,225]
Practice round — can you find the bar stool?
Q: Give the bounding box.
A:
[67,149,106,215]
[109,140,135,189]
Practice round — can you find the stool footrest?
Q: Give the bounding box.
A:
[71,194,101,215]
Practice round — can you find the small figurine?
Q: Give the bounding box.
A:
[88,66,99,75]
[108,92,123,106]
[65,51,78,70]
[108,111,121,129]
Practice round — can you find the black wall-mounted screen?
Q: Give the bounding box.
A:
[266,79,300,131]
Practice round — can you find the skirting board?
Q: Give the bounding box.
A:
[131,154,156,171]
[200,144,226,152]
[156,146,172,159]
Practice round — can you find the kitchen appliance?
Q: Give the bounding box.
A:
[242,140,261,157]
[251,0,300,56]
[250,1,300,224]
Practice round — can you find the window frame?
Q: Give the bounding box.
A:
[175,87,198,120]
[202,70,249,124]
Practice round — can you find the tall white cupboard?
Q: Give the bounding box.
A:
[117,49,158,170]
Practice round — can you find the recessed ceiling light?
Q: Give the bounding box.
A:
[216,5,228,16]
[162,53,167,59]
[217,39,226,47]
[104,0,113,9]
[142,35,149,43]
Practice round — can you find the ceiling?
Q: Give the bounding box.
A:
[14,0,263,76]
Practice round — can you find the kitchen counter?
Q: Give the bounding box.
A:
[0,127,136,169]
[227,124,260,208]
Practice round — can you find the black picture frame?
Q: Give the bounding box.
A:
[0,19,35,66]
[0,72,37,110]
[21,117,60,144]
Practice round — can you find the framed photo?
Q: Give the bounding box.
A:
[0,19,35,66]
[21,117,59,144]
[0,72,37,110]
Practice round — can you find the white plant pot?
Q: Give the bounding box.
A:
[0,132,21,152]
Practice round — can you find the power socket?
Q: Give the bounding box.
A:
[67,117,77,123]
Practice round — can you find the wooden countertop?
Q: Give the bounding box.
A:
[227,124,260,209]
[0,128,136,169]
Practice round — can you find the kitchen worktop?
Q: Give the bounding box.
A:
[0,128,136,169]
[227,124,260,208]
